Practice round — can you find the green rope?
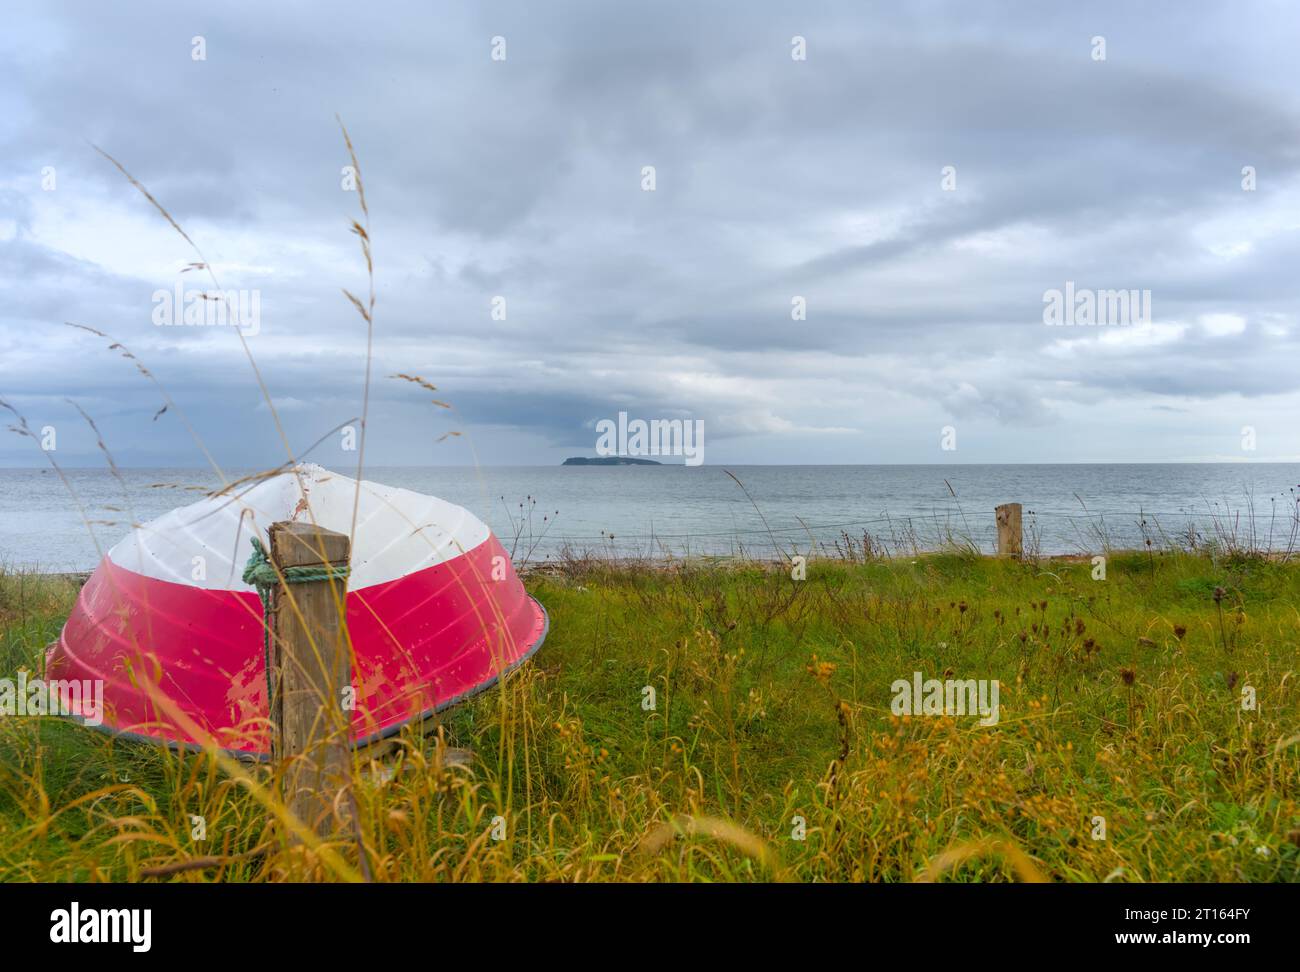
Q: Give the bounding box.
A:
[242,536,351,719]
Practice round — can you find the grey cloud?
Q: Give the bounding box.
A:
[4,0,1300,467]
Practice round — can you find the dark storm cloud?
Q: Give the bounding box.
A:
[3,0,1300,467]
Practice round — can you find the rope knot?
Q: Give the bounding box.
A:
[241,536,277,592]
[242,535,352,592]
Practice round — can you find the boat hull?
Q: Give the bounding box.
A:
[46,532,546,758]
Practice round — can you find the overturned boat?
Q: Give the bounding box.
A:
[45,464,547,757]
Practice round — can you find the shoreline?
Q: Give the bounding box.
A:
[18,545,1297,585]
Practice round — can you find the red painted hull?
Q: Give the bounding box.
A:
[46,534,546,757]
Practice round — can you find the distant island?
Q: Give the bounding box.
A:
[562,456,662,466]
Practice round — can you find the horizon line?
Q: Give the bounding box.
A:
[4,459,1300,472]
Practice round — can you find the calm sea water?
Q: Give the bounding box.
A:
[2,464,1299,572]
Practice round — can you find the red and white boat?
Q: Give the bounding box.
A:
[45,464,548,758]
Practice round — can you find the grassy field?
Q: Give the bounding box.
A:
[1,548,1297,882]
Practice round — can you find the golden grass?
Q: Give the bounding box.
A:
[2,551,1298,882]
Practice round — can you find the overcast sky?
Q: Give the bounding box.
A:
[3,0,1299,468]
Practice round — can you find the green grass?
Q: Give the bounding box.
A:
[1,550,1298,882]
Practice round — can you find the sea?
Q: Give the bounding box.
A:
[2,463,1299,572]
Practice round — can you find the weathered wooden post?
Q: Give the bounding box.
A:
[266,520,354,838]
[995,503,1023,558]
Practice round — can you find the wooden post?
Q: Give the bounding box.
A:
[267,520,354,838]
[995,503,1023,558]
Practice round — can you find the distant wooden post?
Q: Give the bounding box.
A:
[267,521,354,839]
[995,503,1023,558]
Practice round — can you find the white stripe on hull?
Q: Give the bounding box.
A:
[107,464,491,592]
